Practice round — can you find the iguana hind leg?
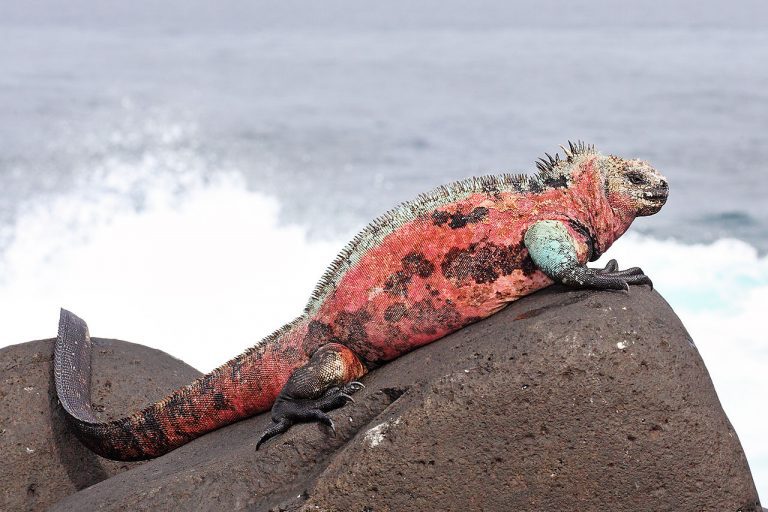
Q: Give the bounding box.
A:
[256,343,366,450]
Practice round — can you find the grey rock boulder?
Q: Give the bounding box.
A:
[0,338,201,511]
[50,287,761,511]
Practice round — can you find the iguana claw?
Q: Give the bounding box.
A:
[344,381,365,393]
[599,259,619,273]
[256,418,292,450]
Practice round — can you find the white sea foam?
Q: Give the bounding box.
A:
[0,148,345,373]
[0,161,765,499]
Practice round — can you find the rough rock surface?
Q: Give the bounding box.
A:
[47,287,760,511]
[0,337,201,512]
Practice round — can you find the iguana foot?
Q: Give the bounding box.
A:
[570,259,653,291]
[255,343,367,450]
[256,381,365,450]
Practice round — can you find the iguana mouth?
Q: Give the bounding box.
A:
[644,188,669,203]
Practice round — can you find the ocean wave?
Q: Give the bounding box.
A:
[0,160,764,499]
[0,121,346,370]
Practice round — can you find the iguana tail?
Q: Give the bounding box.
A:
[54,309,307,461]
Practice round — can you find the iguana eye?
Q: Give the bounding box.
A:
[627,172,645,185]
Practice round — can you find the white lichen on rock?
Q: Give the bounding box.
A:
[363,418,401,448]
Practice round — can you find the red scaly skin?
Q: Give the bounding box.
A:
[55,144,668,460]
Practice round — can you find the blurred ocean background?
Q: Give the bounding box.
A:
[1,0,766,500]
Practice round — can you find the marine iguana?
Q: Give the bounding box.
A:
[55,142,669,460]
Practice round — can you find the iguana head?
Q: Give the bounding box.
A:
[598,155,669,217]
[537,141,669,218]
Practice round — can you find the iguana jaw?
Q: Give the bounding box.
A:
[637,190,668,216]
[599,156,669,218]
[635,180,669,216]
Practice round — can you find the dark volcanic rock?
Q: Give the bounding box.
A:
[51,287,760,511]
[0,338,201,512]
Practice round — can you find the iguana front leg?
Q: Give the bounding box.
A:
[524,220,653,291]
[256,343,367,450]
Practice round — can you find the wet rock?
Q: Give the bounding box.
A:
[0,338,201,512]
[49,287,760,511]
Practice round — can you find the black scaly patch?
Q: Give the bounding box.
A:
[302,320,335,355]
[138,408,172,453]
[407,298,463,335]
[384,252,437,297]
[335,310,372,347]
[515,239,538,276]
[383,271,411,296]
[229,354,245,382]
[213,392,233,411]
[384,303,408,323]
[401,252,435,277]
[432,206,489,229]
[109,417,151,460]
[441,240,536,285]
[199,374,216,395]
[383,323,411,355]
[432,210,451,226]
[334,309,385,365]
[541,173,569,188]
[164,392,198,422]
[567,218,599,261]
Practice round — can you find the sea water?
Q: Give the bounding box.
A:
[1,0,766,501]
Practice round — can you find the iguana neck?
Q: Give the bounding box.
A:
[571,155,636,260]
